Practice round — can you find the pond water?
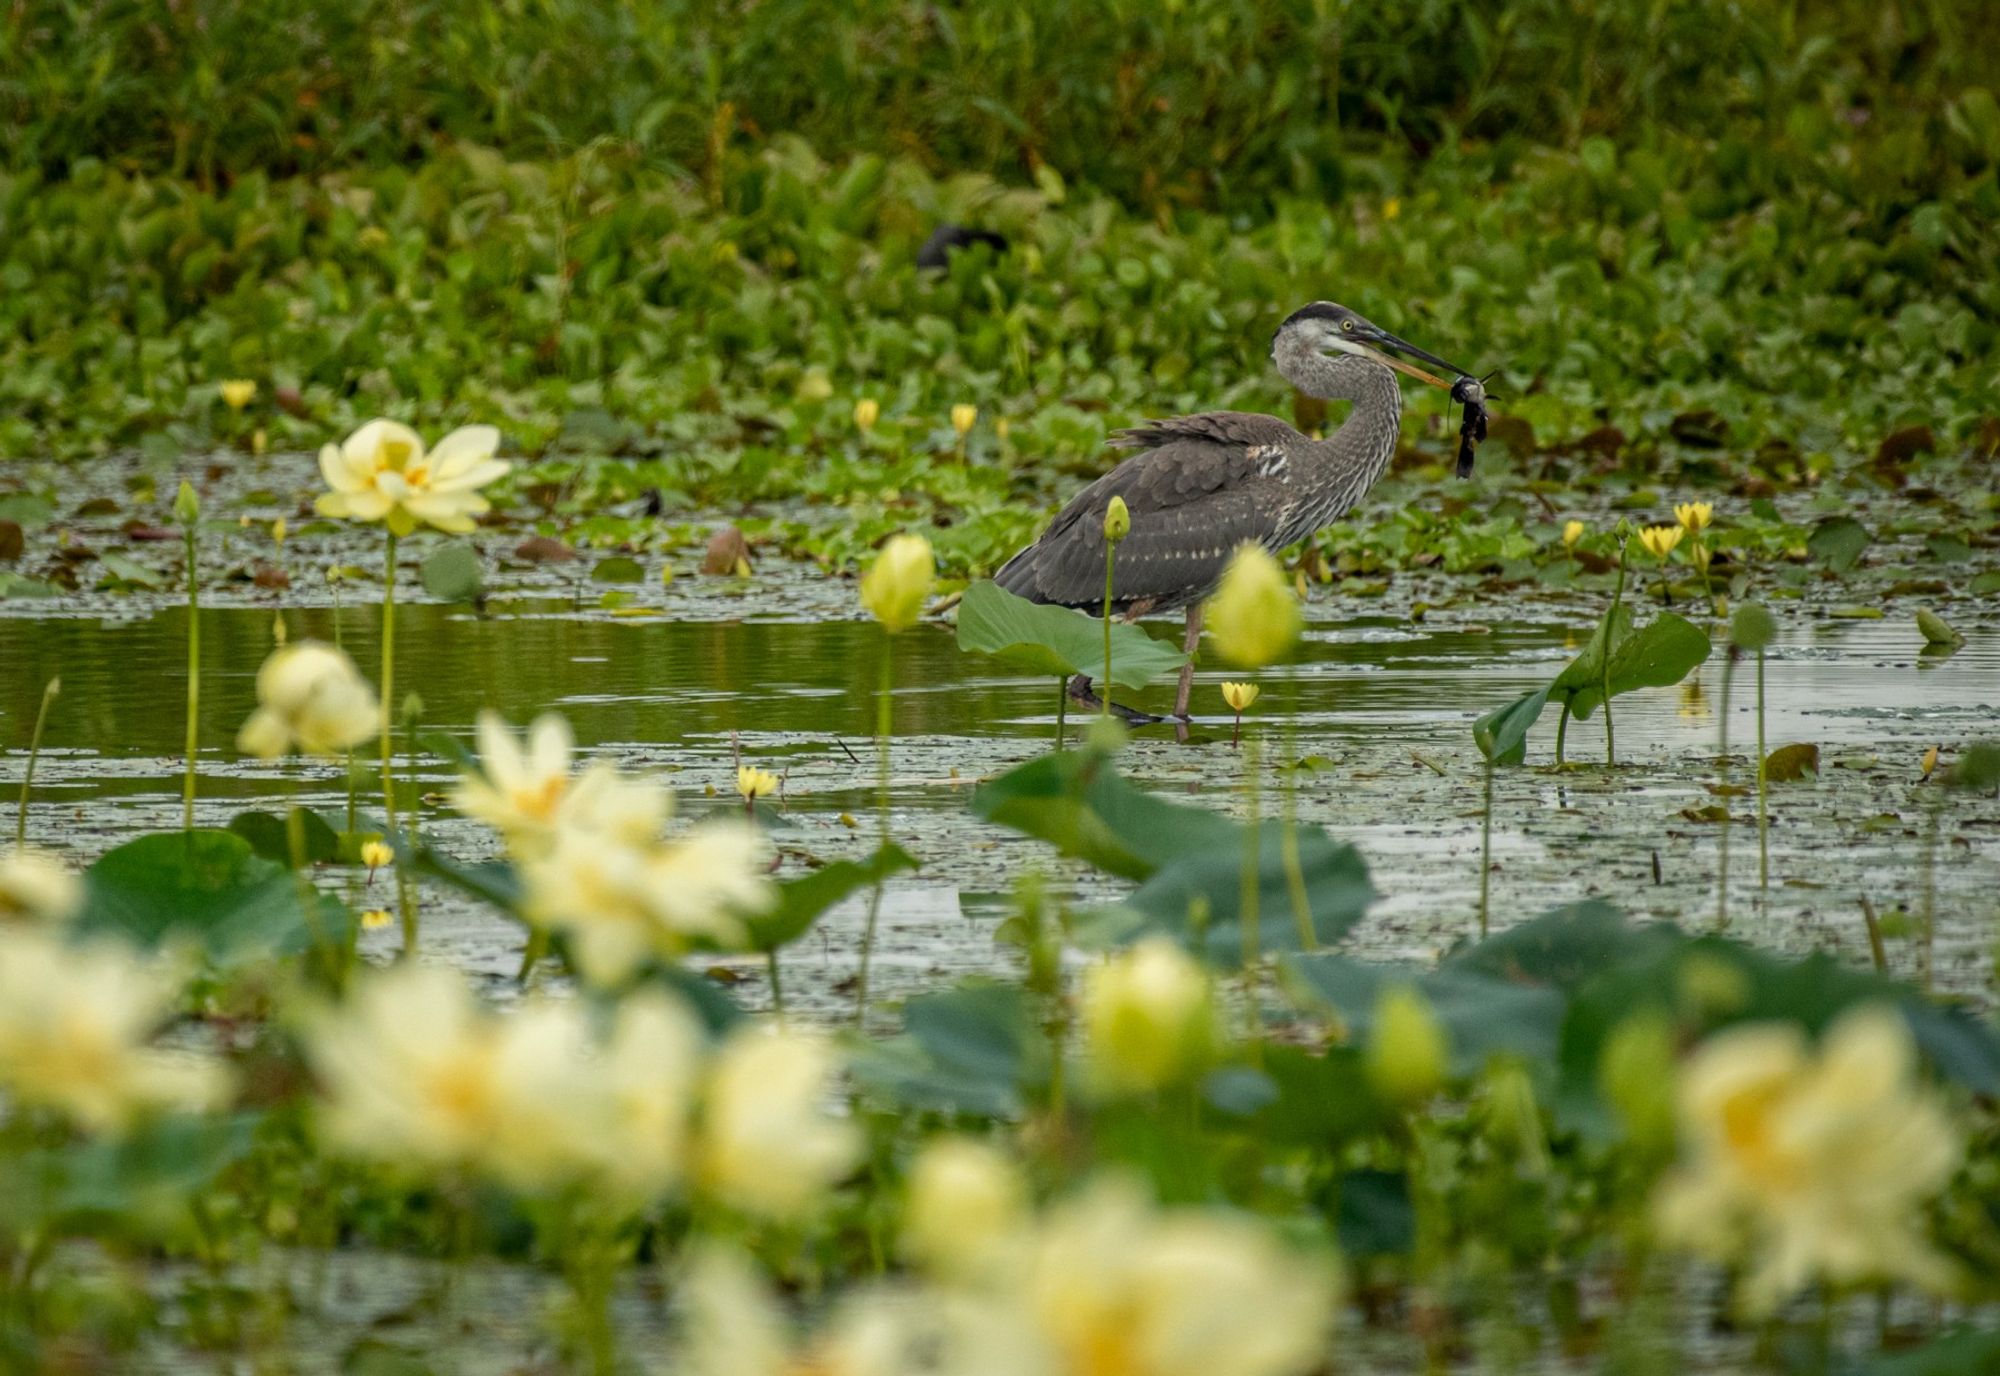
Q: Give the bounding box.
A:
[6,597,1997,1018]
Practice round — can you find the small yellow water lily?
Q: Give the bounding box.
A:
[316,420,510,537]
[1221,681,1259,712]
[1562,519,1585,548]
[736,765,780,801]
[0,848,82,925]
[1638,524,1685,561]
[271,516,288,547]
[1675,501,1714,533]
[1206,545,1301,668]
[859,533,936,634]
[360,908,393,929]
[1653,1003,1961,1314]
[950,403,978,436]
[359,840,393,874]
[853,397,880,431]
[236,641,380,759]
[219,379,257,411]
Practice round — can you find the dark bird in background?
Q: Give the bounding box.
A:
[993,301,1477,721]
[917,225,1010,269]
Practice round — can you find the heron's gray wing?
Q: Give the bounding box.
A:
[993,412,1304,610]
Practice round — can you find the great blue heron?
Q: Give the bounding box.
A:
[992,301,1477,721]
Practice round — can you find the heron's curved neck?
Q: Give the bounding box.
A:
[1289,353,1401,483]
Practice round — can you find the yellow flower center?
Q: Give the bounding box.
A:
[1719,1084,1798,1192]
[428,1046,498,1131]
[1069,1317,1143,1376]
[511,776,569,824]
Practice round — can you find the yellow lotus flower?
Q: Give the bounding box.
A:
[681,1246,920,1376]
[853,397,881,431]
[236,641,379,759]
[1206,545,1301,668]
[1008,1179,1333,1376]
[584,990,706,1200]
[696,1026,860,1220]
[520,814,773,987]
[1652,1003,1961,1315]
[452,711,585,851]
[1675,501,1713,533]
[0,848,82,924]
[1103,495,1131,543]
[1562,519,1585,548]
[1365,983,1449,1105]
[0,927,230,1134]
[903,1136,1028,1278]
[315,420,510,537]
[736,765,780,801]
[360,908,392,930]
[951,403,978,436]
[859,533,936,634]
[219,379,257,411]
[1081,938,1218,1095]
[271,516,288,547]
[359,839,393,873]
[1638,524,1684,561]
[1220,681,1259,712]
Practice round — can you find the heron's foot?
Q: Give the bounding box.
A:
[1065,674,1163,726]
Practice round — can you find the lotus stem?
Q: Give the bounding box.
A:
[1055,677,1066,749]
[1478,751,1494,939]
[182,519,200,831]
[1755,645,1768,892]
[855,640,893,1026]
[1240,730,1262,1044]
[15,677,59,849]
[1603,539,1628,766]
[1554,702,1569,768]
[1281,678,1313,952]
[767,949,786,1023]
[1717,648,1735,932]
[1100,544,1115,718]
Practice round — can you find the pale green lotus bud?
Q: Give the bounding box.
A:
[1103,495,1131,544]
[1365,983,1449,1105]
[172,479,200,526]
[1730,602,1777,652]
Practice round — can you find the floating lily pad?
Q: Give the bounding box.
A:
[956,580,1186,689]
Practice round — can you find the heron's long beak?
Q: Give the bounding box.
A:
[1351,324,1475,391]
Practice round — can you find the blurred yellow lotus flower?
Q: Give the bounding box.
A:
[585,990,706,1200]
[903,1136,1028,1278]
[219,379,257,411]
[316,420,510,538]
[1365,983,1449,1105]
[1653,1003,1960,1314]
[1675,501,1713,533]
[853,397,880,431]
[1220,681,1259,712]
[1103,495,1131,543]
[0,927,230,1134]
[1639,524,1684,561]
[697,1026,860,1220]
[1562,519,1585,548]
[0,848,82,924]
[270,516,288,547]
[236,641,379,759]
[860,533,936,633]
[797,368,834,402]
[521,813,772,987]
[1206,545,1301,668]
[359,839,393,873]
[1081,938,1218,1095]
[950,403,978,436]
[681,1245,920,1376]
[452,711,583,851]
[736,765,779,801]
[360,908,392,929]
[1009,1179,1333,1376]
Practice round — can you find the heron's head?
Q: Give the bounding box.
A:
[1270,301,1470,391]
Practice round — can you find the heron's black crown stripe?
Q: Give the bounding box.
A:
[1278,301,1347,330]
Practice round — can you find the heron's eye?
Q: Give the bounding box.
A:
[1340,319,1354,332]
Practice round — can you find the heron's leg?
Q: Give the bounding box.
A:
[1172,604,1202,720]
